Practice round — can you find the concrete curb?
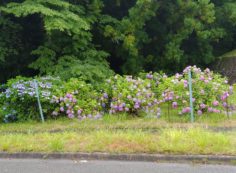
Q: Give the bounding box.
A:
[0,152,235,165]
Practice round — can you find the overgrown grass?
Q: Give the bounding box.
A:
[0,128,235,155]
[0,111,235,155]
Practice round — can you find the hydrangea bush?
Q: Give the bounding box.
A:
[156,66,233,115]
[139,72,167,95]
[0,76,61,121]
[0,66,234,123]
[50,78,103,120]
[101,75,161,116]
[0,77,103,121]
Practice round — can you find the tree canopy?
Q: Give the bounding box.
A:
[0,0,235,83]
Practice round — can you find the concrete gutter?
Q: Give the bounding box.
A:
[0,152,235,165]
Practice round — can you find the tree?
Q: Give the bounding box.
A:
[0,0,113,84]
[0,0,235,82]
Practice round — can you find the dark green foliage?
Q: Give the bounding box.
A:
[0,0,236,82]
[0,0,113,84]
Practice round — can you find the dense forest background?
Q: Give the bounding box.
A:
[0,0,235,83]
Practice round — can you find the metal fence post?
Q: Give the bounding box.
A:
[34,79,45,123]
[188,71,194,123]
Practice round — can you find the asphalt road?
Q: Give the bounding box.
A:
[0,159,236,173]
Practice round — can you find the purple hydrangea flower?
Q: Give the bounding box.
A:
[146,73,153,79]
[125,107,129,112]
[77,109,82,115]
[59,97,64,102]
[200,90,205,95]
[147,103,152,107]
[118,106,123,111]
[68,113,74,119]
[52,111,58,116]
[60,107,64,112]
[134,103,140,109]
[66,109,71,114]
[127,95,132,99]
[229,86,233,95]
[103,93,108,99]
[221,92,229,101]
[223,102,227,108]
[197,110,202,115]
[172,102,178,109]
[102,103,106,108]
[87,114,93,119]
[66,93,72,98]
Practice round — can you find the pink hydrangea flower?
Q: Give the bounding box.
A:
[213,109,220,113]
[200,103,206,109]
[208,107,213,113]
[200,76,205,81]
[183,80,188,88]
[182,107,191,113]
[200,90,205,95]
[213,101,219,107]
